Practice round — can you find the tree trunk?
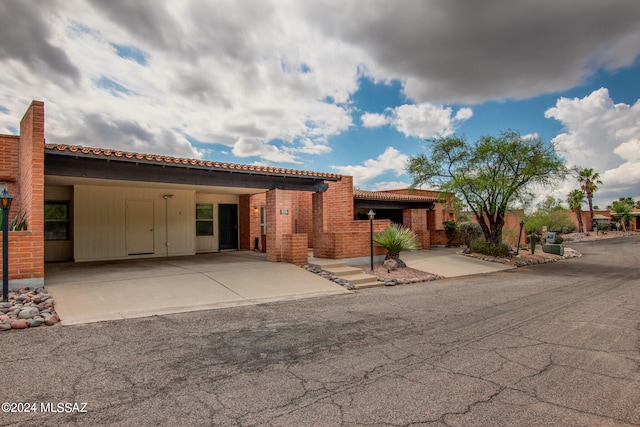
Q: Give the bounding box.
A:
[574,209,583,233]
[587,192,594,230]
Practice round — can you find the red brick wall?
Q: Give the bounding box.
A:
[312,178,391,259]
[383,188,455,245]
[403,209,429,249]
[0,101,45,282]
[281,233,308,265]
[0,134,20,219]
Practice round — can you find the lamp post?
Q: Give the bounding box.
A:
[367,209,376,271]
[516,220,525,255]
[1,189,13,303]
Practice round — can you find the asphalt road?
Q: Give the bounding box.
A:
[2,236,639,426]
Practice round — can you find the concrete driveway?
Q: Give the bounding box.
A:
[45,251,349,325]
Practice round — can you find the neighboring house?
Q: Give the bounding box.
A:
[1,101,455,287]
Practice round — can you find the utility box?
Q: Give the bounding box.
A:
[543,243,564,256]
[546,232,556,244]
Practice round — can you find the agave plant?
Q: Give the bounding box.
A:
[373,224,419,267]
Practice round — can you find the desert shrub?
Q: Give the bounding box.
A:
[597,222,611,231]
[524,211,575,235]
[374,224,420,255]
[469,238,512,258]
[459,221,483,246]
[554,236,564,244]
[443,220,460,246]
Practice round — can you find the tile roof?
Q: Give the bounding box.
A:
[44,144,341,179]
[353,189,438,202]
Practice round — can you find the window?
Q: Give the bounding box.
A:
[260,207,266,235]
[44,201,70,240]
[196,204,214,236]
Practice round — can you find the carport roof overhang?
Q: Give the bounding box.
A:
[44,145,341,193]
[354,190,436,210]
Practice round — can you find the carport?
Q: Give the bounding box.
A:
[45,251,349,325]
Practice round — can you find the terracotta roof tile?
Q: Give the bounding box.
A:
[45,144,341,180]
[353,189,438,202]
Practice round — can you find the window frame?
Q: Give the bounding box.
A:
[44,201,70,241]
[195,203,214,236]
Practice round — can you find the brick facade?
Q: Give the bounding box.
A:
[313,177,390,259]
[0,101,45,285]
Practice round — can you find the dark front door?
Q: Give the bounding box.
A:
[219,204,238,250]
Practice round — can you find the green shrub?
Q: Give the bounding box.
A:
[554,235,564,244]
[524,211,575,235]
[443,220,460,246]
[469,238,511,257]
[459,221,483,246]
[374,224,420,255]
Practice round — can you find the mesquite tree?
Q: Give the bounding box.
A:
[408,130,567,244]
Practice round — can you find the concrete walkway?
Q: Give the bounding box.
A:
[45,251,349,325]
[401,247,515,277]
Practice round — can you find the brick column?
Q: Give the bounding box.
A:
[266,189,293,262]
[0,101,45,283]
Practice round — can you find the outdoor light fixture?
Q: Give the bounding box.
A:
[367,209,376,270]
[1,189,13,303]
[516,220,525,256]
[253,206,259,214]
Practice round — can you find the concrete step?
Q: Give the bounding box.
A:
[308,259,350,270]
[324,265,363,277]
[344,272,381,286]
[354,279,385,289]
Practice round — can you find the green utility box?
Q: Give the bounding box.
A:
[542,244,564,256]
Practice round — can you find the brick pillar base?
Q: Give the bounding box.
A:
[282,233,308,265]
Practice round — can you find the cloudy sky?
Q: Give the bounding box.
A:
[1,0,639,208]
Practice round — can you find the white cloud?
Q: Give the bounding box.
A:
[331,147,409,185]
[2,0,640,172]
[371,181,411,191]
[361,103,472,138]
[361,112,389,128]
[232,137,299,164]
[545,88,640,206]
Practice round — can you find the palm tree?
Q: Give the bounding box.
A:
[578,168,602,230]
[566,189,585,232]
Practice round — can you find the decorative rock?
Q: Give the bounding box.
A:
[383,258,398,273]
[43,314,60,325]
[19,307,40,319]
[10,319,29,329]
[29,319,43,327]
[0,323,11,331]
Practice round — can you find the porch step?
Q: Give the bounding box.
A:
[308,259,350,270]
[347,273,383,289]
[308,258,383,289]
[323,265,363,277]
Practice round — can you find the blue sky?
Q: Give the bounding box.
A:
[1,1,639,208]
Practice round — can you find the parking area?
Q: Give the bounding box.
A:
[45,251,350,325]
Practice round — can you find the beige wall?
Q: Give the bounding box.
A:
[73,185,197,261]
[195,193,239,253]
